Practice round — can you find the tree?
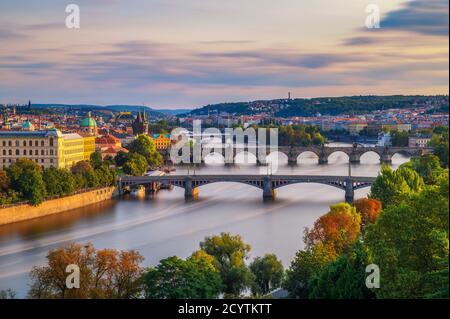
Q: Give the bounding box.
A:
[429,126,449,168]
[199,232,253,296]
[90,151,103,169]
[365,172,449,298]
[70,161,93,174]
[249,254,284,296]
[370,165,424,207]
[0,169,9,192]
[95,165,116,186]
[115,151,130,167]
[28,243,144,299]
[122,153,148,176]
[7,159,47,205]
[305,203,361,256]
[127,134,162,167]
[353,198,382,228]
[391,130,410,147]
[143,255,223,299]
[401,154,443,184]
[43,167,76,197]
[284,243,336,298]
[308,242,375,299]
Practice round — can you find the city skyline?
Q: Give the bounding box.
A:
[0,0,448,108]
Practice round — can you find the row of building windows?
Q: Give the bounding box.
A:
[1,138,54,147]
[2,158,54,164]
[2,149,56,156]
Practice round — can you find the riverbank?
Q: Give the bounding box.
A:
[0,187,118,226]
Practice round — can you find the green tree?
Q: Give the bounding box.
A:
[308,242,375,299]
[401,154,443,184]
[0,169,9,192]
[128,135,162,167]
[43,167,76,197]
[249,254,284,296]
[199,232,253,296]
[122,153,148,176]
[7,159,47,205]
[370,165,424,207]
[90,151,103,169]
[365,172,449,298]
[143,256,223,299]
[114,151,131,167]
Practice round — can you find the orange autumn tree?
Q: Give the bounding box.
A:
[353,198,382,226]
[28,243,144,299]
[305,203,361,257]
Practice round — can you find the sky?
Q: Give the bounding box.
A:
[0,0,448,109]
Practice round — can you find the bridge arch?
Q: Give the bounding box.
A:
[359,150,381,164]
[296,151,320,164]
[203,152,225,165]
[234,151,257,164]
[266,151,288,165]
[327,151,350,163]
[273,181,346,191]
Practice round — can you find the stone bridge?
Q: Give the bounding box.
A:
[119,174,376,203]
[162,145,431,165]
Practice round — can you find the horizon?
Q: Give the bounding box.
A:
[0,0,448,108]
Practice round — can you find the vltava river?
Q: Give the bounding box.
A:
[0,149,409,297]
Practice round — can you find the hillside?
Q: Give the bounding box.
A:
[188,95,449,117]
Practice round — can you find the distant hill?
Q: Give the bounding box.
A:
[157,109,192,116]
[188,95,449,117]
[33,104,166,118]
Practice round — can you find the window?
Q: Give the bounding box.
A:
[2,150,5,155]
[23,150,27,156]
[8,141,11,147]
[29,140,32,147]
[8,150,12,155]
[2,141,5,146]
[22,141,26,147]
[35,140,38,147]
[15,150,19,155]
[41,141,44,147]
[41,150,44,156]
[35,150,38,156]
[50,150,54,156]
[49,138,54,147]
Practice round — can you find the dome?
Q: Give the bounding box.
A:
[80,112,97,127]
[22,120,35,131]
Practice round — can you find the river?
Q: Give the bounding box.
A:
[0,148,410,297]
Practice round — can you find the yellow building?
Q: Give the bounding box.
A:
[151,133,172,150]
[0,129,95,169]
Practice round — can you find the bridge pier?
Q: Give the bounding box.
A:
[349,153,361,164]
[318,155,328,165]
[263,177,276,201]
[345,180,354,204]
[287,156,297,166]
[184,177,199,201]
[380,154,392,165]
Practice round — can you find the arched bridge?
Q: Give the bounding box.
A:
[162,145,431,165]
[119,174,376,203]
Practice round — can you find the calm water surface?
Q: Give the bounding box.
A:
[0,148,410,297]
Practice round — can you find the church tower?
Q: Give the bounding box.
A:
[132,111,149,136]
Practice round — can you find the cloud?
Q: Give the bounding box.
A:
[381,0,449,36]
[0,27,28,40]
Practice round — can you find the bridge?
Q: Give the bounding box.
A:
[163,145,431,165]
[119,174,376,203]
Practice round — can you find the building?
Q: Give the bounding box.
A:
[132,112,149,136]
[79,112,98,136]
[347,122,368,136]
[0,129,95,169]
[408,134,432,148]
[95,134,126,159]
[152,133,171,150]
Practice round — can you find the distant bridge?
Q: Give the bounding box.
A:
[162,145,431,165]
[119,174,376,203]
